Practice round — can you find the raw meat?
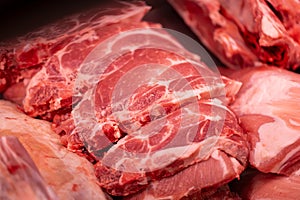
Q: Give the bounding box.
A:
[124,151,243,199]
[1,1,248,197]
[168,0,300,70]
[47,13,246,197]
[0,100,107,200]
[93,99,248,195]
[265,0,300,43]
[0,136,58,200]
[231,169,300,200]
[228,66,300,175]
[0,1,150,94]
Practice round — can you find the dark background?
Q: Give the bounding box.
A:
[0,0,196,40]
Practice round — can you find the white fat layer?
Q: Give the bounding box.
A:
[254,118,300,165]
[233,75,300,115]
[289,119,300,127]
[211,151,228,178]
[229,156,242,176]
[258,0,284,39]
[261,16,280,38]
[271,145,300,172]
[293,168,300,176]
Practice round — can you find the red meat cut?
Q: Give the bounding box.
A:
[227,66,300,175]
[113,149,244,199]
[0,136,58,200]
[59,25,247,196]
[0,100,108,200]
[168,0,300,70]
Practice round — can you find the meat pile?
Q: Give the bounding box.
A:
[0,0,300,199]
[168,0,300,198]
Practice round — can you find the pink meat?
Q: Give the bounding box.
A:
[0,136,58,200]
[265,0,300,43]
[50,21,242,153]
[92,98,248,196]
[168,0,300,70]
[0,1,248,198]
[228,66,300,175]
[124,151,243,199]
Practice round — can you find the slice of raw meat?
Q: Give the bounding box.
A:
[0,136,58,200]
[0,100,107,200]
[231,169,300,200]
[168,0,300,70]
[92,98,248,196]
[124,151,243,200]
[50,21,242,153]
[228,66,300,175]
[0,1,150,94]
[22,21,161,118]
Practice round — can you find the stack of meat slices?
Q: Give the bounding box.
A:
[168,0,300,198]
[0,1,248,199]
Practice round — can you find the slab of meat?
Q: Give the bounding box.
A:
[92,98,248,195]
[226,66,300,175]
[168,0,300,70]
[231,169,300,200]
[0,100,107,200]
[0,1,150,95]
[58,28,246,195]
[0,136,58,200]
[123,150,243,199]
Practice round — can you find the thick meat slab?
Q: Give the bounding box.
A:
[228,66,300,175]
[123,151,244,199]
[0,100,107,200]
[0,136,58,200]
[168,0,300,70]
[93,99,248,196]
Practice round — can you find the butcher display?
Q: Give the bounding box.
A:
[168,0,300,70]
[0,1,249,198]
[1,0,300,199]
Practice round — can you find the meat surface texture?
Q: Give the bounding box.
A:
[231,169,300,200]
[168,0,300,70]
[0,136,58,200]
[124,151,243,199]
[0,1,150,98]
[228,66,300,175]
[0,100,107,200]
[0,1,248,198]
